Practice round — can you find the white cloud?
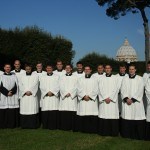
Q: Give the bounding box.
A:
[137,28,144,36]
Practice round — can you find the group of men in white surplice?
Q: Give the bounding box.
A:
[0,59,150,140]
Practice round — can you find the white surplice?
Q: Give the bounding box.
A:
[59,74,77,111]
[19,74,39,115]
[121,75,146,120]
[40,73,59,111]
[77,75,99,116]
[0,74,19,108]
[98,74,119,119]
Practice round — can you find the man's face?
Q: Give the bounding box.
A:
[97,65,104,73]
[84,67,92,75]
[56,62,63,70]
[36,64,42,71]
[14,61,21,70]
[129,66,136,75]
[25,66,32,74]
[119,67,126,74]
[77,64,83,72]
[105,65,112,74]
[147,64,150,72]
[46,66,53,74]
[4,65,11,73]
[65,65,72,74]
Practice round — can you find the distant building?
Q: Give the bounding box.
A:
[116,39,138,63]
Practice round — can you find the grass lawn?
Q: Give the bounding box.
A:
[0,128,150,150]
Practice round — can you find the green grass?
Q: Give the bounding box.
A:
[0,128,150,150]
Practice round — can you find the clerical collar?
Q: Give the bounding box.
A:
[85,74,92,78]
[37,71,42,73]
[15,69,21,73]
[77,71,83,74]
[106,73,112,77]
[47,73,53,76]
[129,74,136,79]
[57,69,63,72]
[66,73,72,76]
[98,72,104,75]
[26,72,32,76]
[119,73,126,76]
[4,72,12,76]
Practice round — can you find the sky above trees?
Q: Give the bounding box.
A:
[0,0,149,63]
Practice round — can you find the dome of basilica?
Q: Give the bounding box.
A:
[116,39,138,63]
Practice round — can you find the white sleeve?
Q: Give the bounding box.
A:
[59,77,67,99]
[98,78,108,102]
[69,77,77,99]
[145,78,150,103]
[121,77,129,100]
[77,79,86,101]
[18,78,26,97]
[39,77,49,98]
[132,77,144,102]
[88,79,98,101]
[109,77,119,102]
[49,77,59,96]
[29,77,39,96]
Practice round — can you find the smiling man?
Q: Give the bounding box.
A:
[76,65,99,133]
[0,63,19,128]
[121,64,146,140]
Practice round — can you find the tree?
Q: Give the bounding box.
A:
[0,26,75,69]
[79,52,145,74]
[96,0,150,63]
[79,52,120,73]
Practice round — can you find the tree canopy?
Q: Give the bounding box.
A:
[0,26,75,69]
[79,52,145,74]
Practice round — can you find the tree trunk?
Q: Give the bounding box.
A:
[140,9,150,63]
[144,22,150,63]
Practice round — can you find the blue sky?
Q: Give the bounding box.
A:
[0,0,149,63]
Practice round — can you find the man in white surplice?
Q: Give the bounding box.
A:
[0,63,19,128]
[19,64,39,129]
[39,64,59,129]
[98,64,119,136]
[73,61,85,79]
[53,60,66,77]
[92,64,105,81]
[59,64,77,130]
[121,64,146,140]
[32,62,46,104]
[77,65,98,133]
[11,60,26,77]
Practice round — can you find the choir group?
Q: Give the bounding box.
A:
[0,59,150,141]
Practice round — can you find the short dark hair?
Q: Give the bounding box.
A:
[36,61,42,65]
[119,63,127,68]
[25,63,32,68]
[76,61,83,65]
[129,63,136,69]
[84,65,92,70]
[4,63,11,67]
[46,64,53,68]
[56,59,63,64]
[105,64,112,68]
[65,64,73,68]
